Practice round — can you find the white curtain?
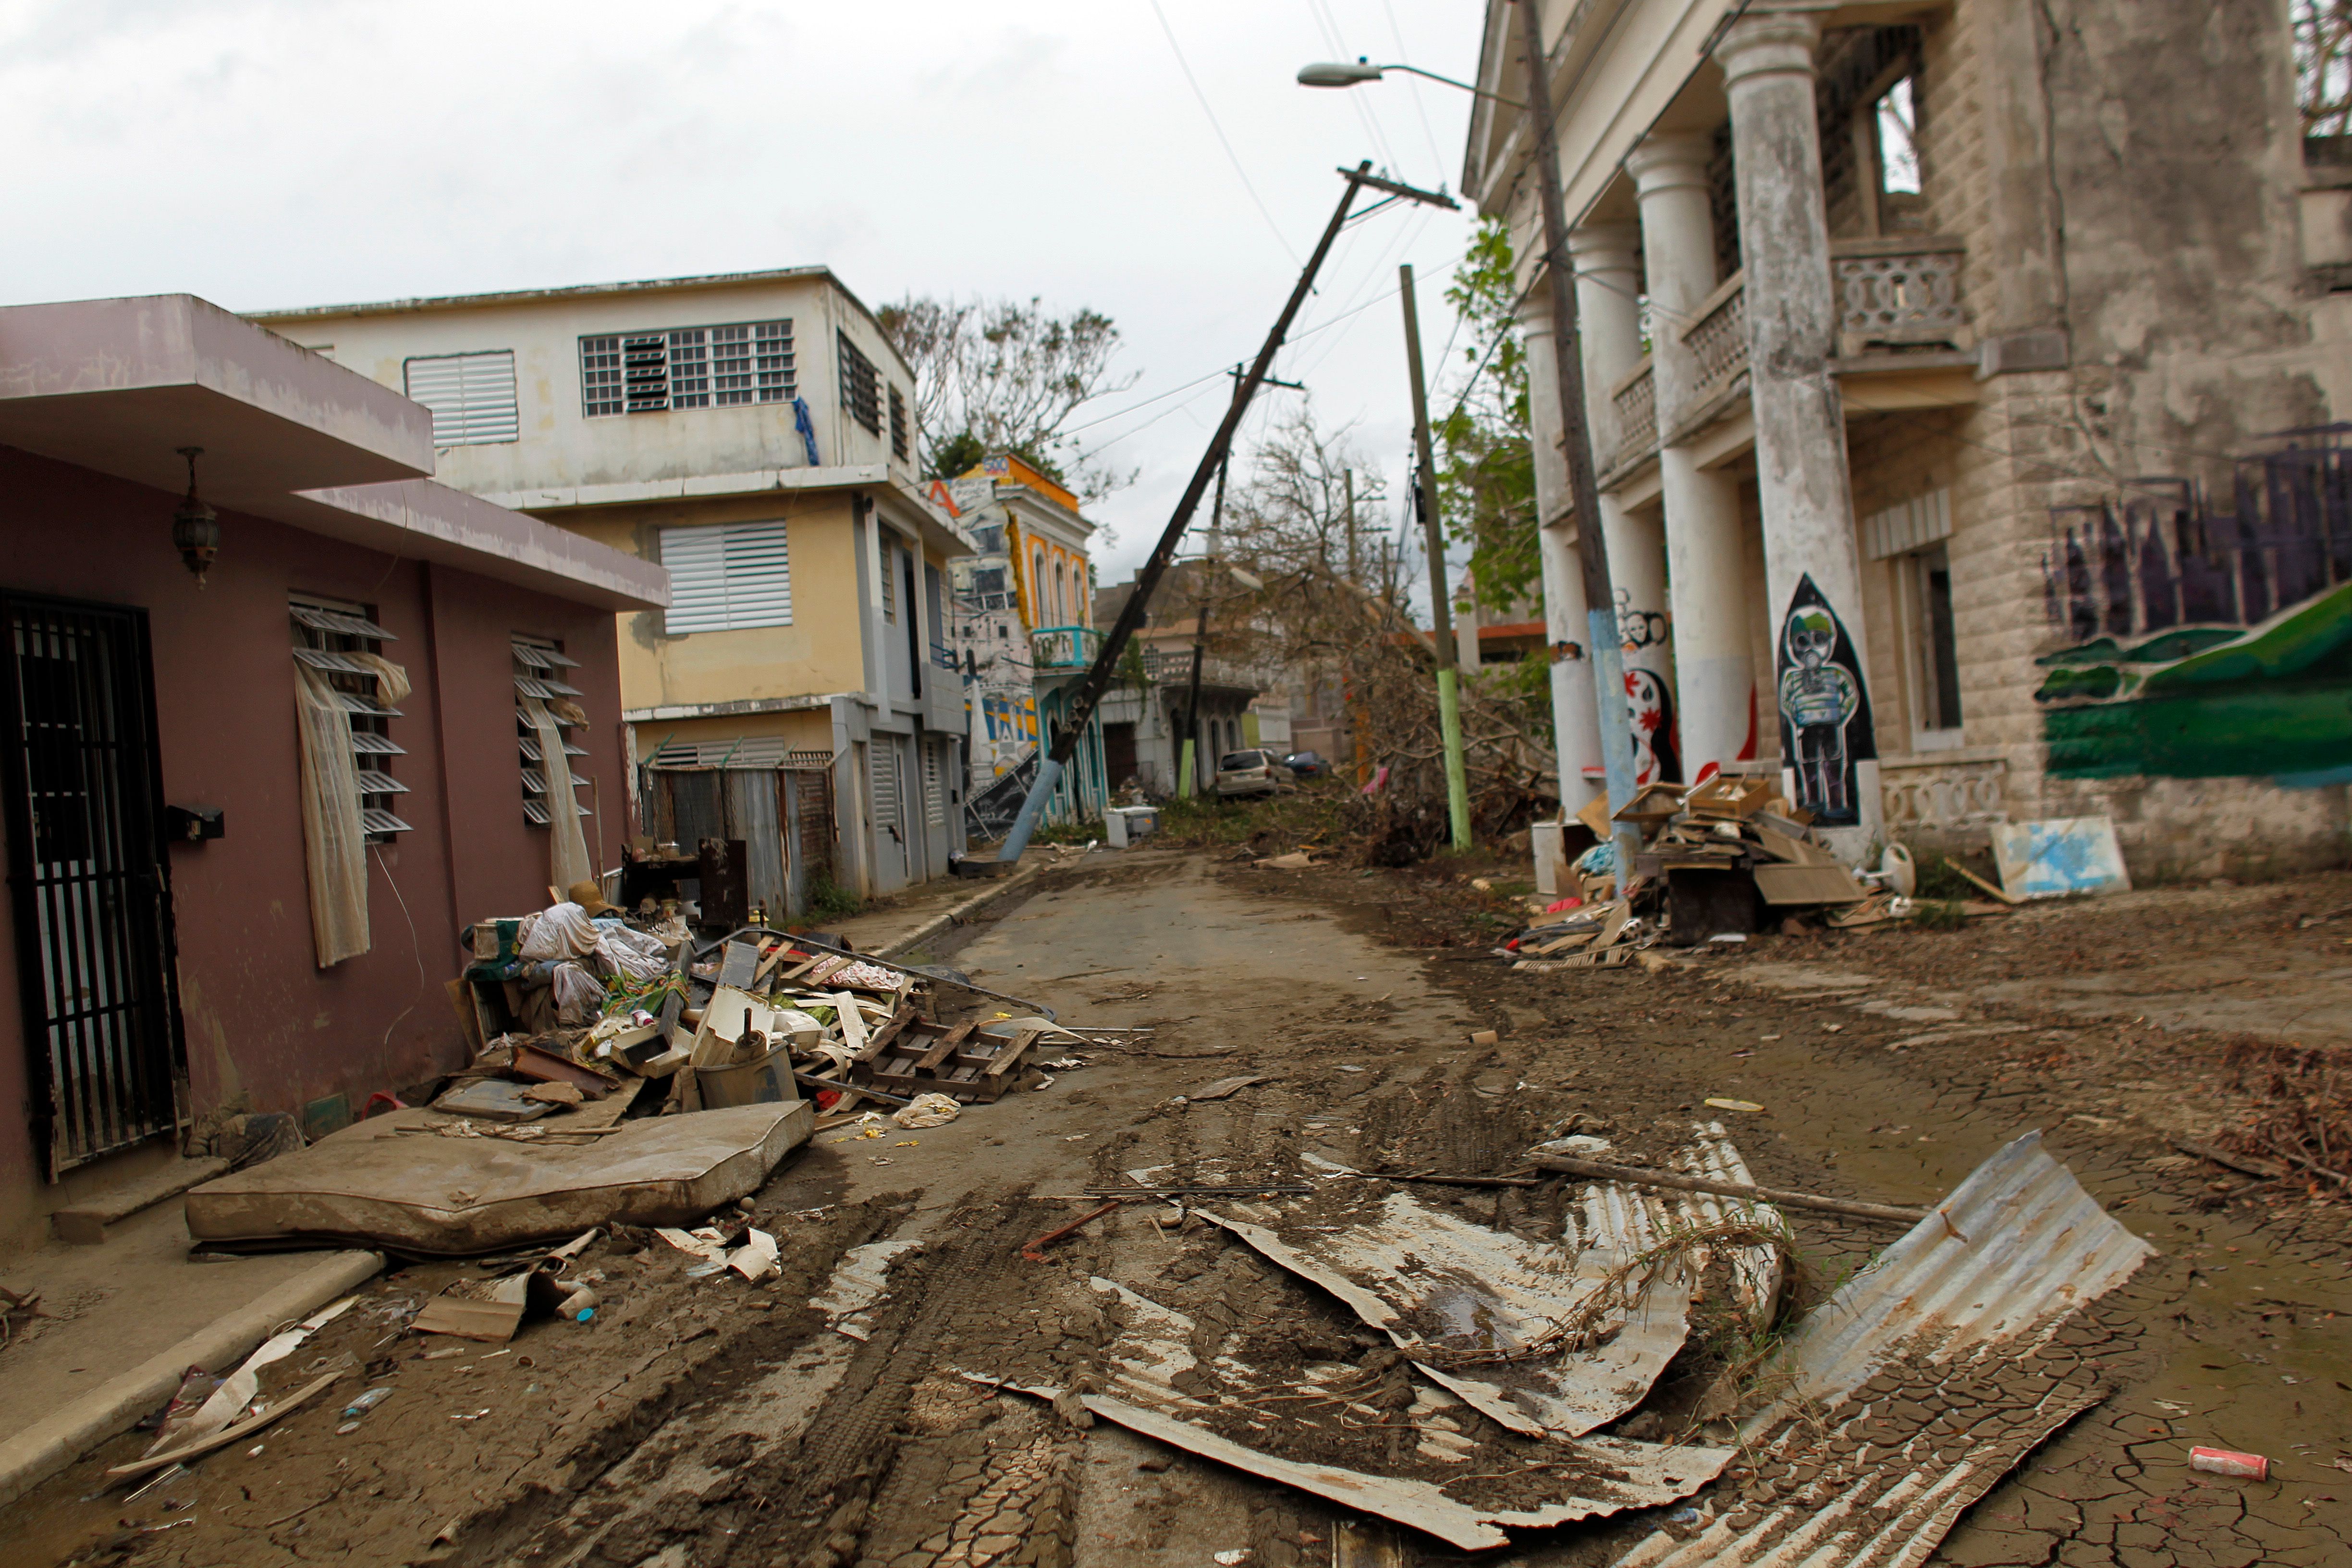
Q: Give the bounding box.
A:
[525,696,594,896]
[294,666,369,966]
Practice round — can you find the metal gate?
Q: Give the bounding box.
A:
[0,596,184,1176]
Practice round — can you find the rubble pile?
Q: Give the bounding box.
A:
[991,1128,2152,1564]
[1502,776,2007,968]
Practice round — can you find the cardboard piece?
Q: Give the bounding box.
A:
[413,1274,531,1342]
[184,1102,814,1254]
[1752,863,1870,905]
[1573,793,1614,842]
[1682,775,1773,820]
[1611,783,1685,826]
[1753,827,1841,867]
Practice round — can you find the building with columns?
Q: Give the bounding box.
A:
[1467,0,2352,875]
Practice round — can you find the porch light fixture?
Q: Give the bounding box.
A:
[172,446,220,585]
[1295,57,1524,109]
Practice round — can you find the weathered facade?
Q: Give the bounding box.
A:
[1470,0,2352,875]
[250,269,974,902]
[941,456,1109,835]
[1093,564,1270,795]
[0,295,663,1247]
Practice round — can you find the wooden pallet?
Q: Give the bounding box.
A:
[858,1022,1038,1104]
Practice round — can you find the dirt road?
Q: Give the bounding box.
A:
[19,852,2352,1567]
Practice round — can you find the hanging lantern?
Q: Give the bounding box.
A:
[172,446,219,585]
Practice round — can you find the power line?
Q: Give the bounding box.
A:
[1147,0,1301,265]
[1379,0,1451,178]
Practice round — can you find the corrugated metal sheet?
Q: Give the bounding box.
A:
[1749,1127,2154,1424]
[1605,1130,2155,1568]
[1206,1125,1780,1439]
[959,1275,1732,1553]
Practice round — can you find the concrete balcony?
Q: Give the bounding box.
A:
[1602,236,1974,489]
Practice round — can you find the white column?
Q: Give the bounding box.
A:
[1517,283,1605,814]
[1568,225,1677,787]
[1627,133,1756,784]
[1719,10,1884,855]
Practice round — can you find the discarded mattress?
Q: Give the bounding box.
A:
[1606,1129,2156,1568]
[184,1102,813,1254]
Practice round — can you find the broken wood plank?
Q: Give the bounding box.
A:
[1528,1152,1933,1225]
[108,1371,346,1480]
[833,991,869,1060]
[1945,860,2021,906]
[911,1022,971,1077]
[858,1004,921,1064]
[716,938,760,988]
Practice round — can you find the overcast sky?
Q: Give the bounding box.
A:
[0,0,1490,599]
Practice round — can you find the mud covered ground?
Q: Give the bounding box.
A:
[13,851,2352,1568]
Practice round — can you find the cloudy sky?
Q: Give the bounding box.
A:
[0,0,1491,595]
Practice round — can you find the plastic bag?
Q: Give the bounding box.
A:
[551,961,605,1025]
[522,903,600,961]
[893,1092,962,1129]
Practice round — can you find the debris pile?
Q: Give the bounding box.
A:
[989,1127,2152,1562]
[1505,778,2001,964]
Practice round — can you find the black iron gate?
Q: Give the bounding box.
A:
[0,596,184,1176]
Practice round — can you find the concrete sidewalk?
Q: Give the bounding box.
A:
[0,1200,378,1506]
[830,846,1084,959]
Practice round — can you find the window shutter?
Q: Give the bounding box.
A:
[404,351,519,446]
[661,521,794,634]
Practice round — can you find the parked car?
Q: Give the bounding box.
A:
[1281,749,1328,779]
[1213,748,1295,798]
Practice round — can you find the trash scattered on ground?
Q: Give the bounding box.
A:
[891,1092,963,1128]
[1702,1096,1764,1114]
[2190,1446,2269,1479]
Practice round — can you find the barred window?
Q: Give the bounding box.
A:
[889,384,909,461]
[581,320,794,417]
[290,595,409,841]
[839,331,881,433]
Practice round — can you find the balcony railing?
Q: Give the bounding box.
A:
[1609,356,1657,472]
[1880,750,2007,833]
[1032,625,1104,671]
[1605,237,1968,467]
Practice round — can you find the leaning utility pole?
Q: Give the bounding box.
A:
[1400,264,1472,852]
[1513,0,1643,865]
[990,163,1459,868]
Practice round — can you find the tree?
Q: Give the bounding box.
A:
[875,295,1140,501]
[1431,218,1538,622]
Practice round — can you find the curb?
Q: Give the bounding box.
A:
[0,1247,383,1510]
[877,859,1047,959]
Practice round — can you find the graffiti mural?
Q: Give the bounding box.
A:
[1775,574,1876,824]
[1625,667,1680,785]
[2035,429,2352,784]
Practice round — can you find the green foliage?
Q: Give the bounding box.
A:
[1907,898,1968,931]
[1433,219,1538,619]
[1915,854,1984,900]
[804,874,862,923]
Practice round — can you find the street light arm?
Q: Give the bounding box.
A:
[1380,63,1526,110]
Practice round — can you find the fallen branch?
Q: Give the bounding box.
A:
[1942,859,2020,906]
[1529,1153,1937,1226]
[1374,1170,1542,1188]
[2170,1138,2288,1181]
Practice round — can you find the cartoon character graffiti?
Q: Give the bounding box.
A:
[1625,667,1680,785]
[1774,575,1875,823]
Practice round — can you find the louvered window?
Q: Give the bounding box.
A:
[403,351,519,446]
[581,320,794,417]
[290,596,409,839]
[659,520,794,635]
[514,637,592,828]
[889,384,909,461]
[839,332,881,433]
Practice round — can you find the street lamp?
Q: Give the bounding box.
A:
[1296,58,1524,108]
[1295,23,1646,871]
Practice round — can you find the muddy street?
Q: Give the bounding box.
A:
[16,851,2352,1568]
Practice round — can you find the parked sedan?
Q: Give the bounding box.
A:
[1213,748,1295,798]
[1281,749,1328,779]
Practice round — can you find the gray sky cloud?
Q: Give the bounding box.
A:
[0,0,1488,595]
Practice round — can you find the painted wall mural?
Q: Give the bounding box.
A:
[1625,667,1680,786]
[2035,431,2352,785]
[1775,574,1876,824]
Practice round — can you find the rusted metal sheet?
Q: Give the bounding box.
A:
[1607,1130,2155,1568]
[1205,1124,1781,1438]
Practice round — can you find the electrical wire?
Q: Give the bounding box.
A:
[1379,0,1451,178]
[1304,0,1407,180]
[1148,0,1301,264]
